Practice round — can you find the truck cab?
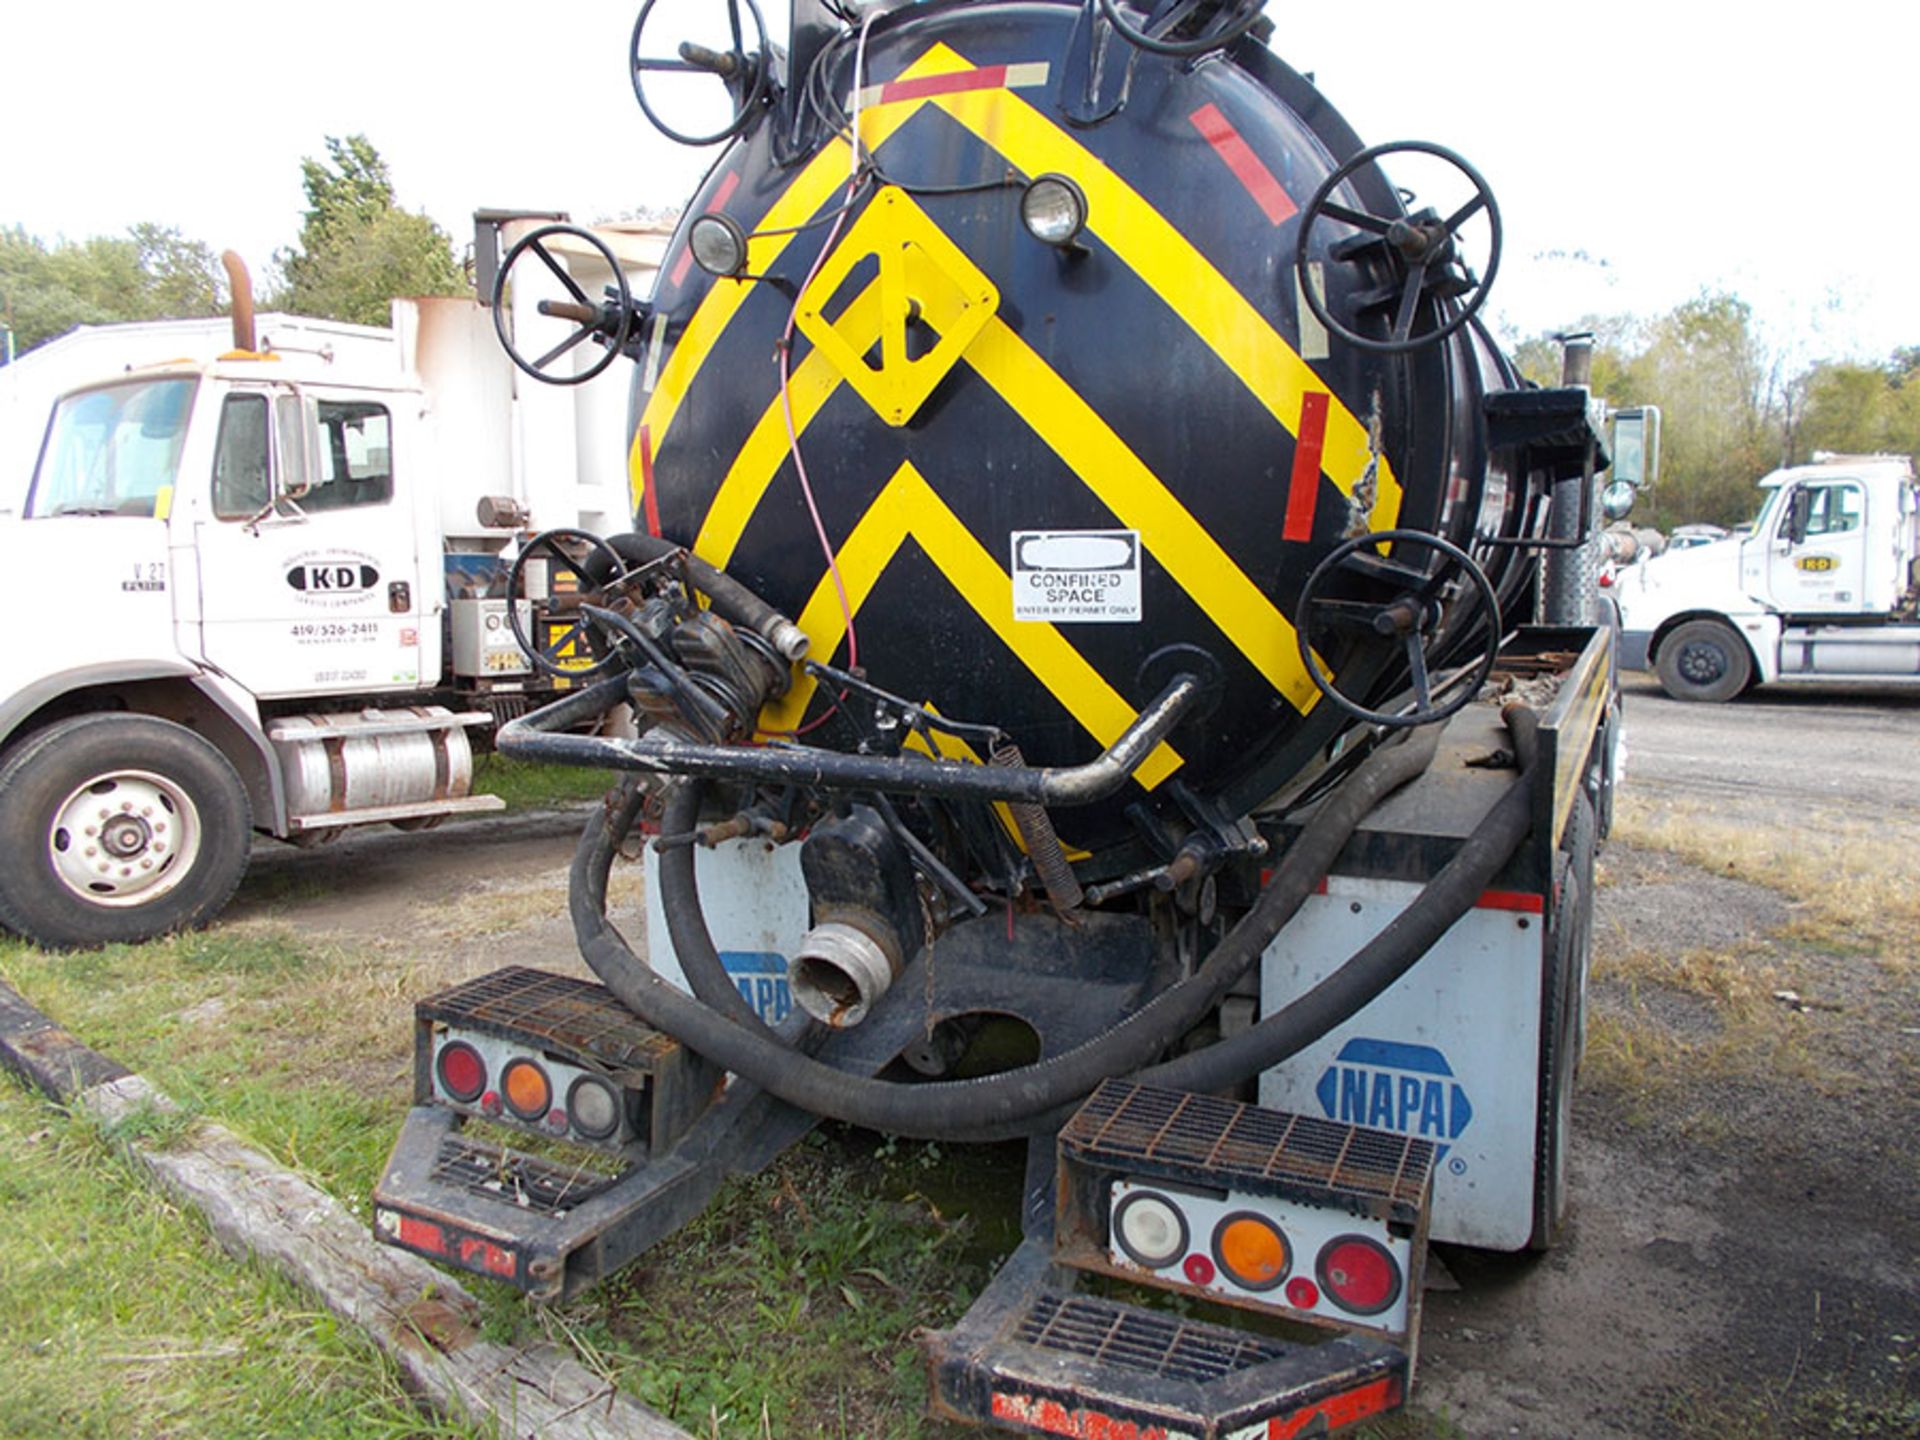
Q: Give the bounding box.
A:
[1616,454,1920,699]
[0,222,665,949]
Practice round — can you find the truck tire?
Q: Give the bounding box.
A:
[0,714,253,950]
[1653,618,1752,703]
[1530,790,1595,1251]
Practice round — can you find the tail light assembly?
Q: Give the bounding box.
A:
[1056,1080,1436,1347]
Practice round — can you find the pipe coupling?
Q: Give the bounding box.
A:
[789,920,899,1028]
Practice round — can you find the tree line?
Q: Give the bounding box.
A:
[0,134,462,352]
[5,140,1914,532]
[1509,294,1920,530]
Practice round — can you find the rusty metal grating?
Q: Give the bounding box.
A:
[1062,1080,1434,1208]
[419,966,675,1070]
[1014,1293,1287,1383]
[429,1136,619,1215]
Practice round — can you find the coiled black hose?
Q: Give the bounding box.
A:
[571,711,1532,1140]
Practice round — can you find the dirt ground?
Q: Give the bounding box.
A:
[222,675,1920,1438]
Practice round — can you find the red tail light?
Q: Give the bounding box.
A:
[435,1041,486,1103]
[1315,1235,1402,1316]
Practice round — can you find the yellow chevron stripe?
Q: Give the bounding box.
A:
[690,265,1326,713]
[762,462,1183,791]
[966,317,1322,713]
[692,284,885,568]
[628,46,976,511]
[920,45,1401,530]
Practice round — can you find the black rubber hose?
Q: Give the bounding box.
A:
[601,531,795,654]
[653,780,765,1031]
[572,721,1451,1139]
[1139,704,1540,1095]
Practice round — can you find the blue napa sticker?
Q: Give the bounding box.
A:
[720,951,792,1024]
[1315,1038,1473,1159]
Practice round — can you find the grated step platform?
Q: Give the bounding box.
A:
[923,1238,1407,1439]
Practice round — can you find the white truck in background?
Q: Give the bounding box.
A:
[1615,453,1920,700]
[0,217,666,948]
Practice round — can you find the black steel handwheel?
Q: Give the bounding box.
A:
[1095,0,1267,57]
[630,0,771,147]
[491,224,634,386]
[1295,140,1502,355]
[1296,529,1501,728]
[507,529,631,679]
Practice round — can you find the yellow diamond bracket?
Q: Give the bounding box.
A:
[794,187,999,427]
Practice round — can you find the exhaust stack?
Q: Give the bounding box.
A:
[221,251,257,353]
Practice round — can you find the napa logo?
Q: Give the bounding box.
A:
[1315,1038,1473,1155]
[720,951,792,1024]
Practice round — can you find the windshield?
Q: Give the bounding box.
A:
[26,378,197,519]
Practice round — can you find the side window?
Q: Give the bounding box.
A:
[212,393,271,520]
[1805,483,1862,536]
[303,400,393,512]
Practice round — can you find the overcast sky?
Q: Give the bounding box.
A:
[5,1,1912,366]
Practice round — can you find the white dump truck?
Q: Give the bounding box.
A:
[0,219,666,948]
[1615,453,1920,700]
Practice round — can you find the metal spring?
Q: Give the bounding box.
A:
[989,741,1084,913]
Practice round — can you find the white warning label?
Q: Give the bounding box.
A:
[1011,530,1141,623]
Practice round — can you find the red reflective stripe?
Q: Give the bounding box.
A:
[1189,103,1298,225]
[458,1236,517,1279]
[1285,392,1331,542]
[880,64,1010,104]
[1478,889,1545,913]
[1267,1374,1404,1439]
[989,1391,1172,1440]
[670,170,743,287]
[396,1215,445,1256]
[639,424,662,537]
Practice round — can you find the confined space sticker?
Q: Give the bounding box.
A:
[1011,529,1141,623]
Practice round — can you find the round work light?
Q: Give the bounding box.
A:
[1021,174,1089,249]
[689,212,749,278]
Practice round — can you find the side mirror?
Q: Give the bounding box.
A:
[1785,486,1812,546]
[274,393,314,503]
[1608,406,1661,490]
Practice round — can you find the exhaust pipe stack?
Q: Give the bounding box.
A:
[221,250,257,354]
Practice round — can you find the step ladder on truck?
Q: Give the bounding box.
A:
[371,0,1652,1430]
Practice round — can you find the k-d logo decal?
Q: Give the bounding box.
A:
[286,550,381,607]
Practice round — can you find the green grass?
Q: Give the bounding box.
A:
[0,927,1022,1438]
[468,754,619,811]
[0,1083,479,1440]
[467,1129,1019,1439]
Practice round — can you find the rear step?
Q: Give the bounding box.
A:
[373,967,716,1299]
[922,1238,1407,1439]
[926,1080,1436,1437]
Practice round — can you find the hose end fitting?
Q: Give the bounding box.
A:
[767,619,811,662]
[789,920,899,1028]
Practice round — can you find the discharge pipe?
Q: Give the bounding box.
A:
[505,670,1205,807]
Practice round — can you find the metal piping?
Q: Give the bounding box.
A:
[499,672,1202,807]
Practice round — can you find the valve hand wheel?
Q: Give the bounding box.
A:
[1295,140,1502,355]
[1296,529,1501,728]
[508,528,632,680]
[630,0,771,147]
[1095,0,1268,57]
[492,224,634,386]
